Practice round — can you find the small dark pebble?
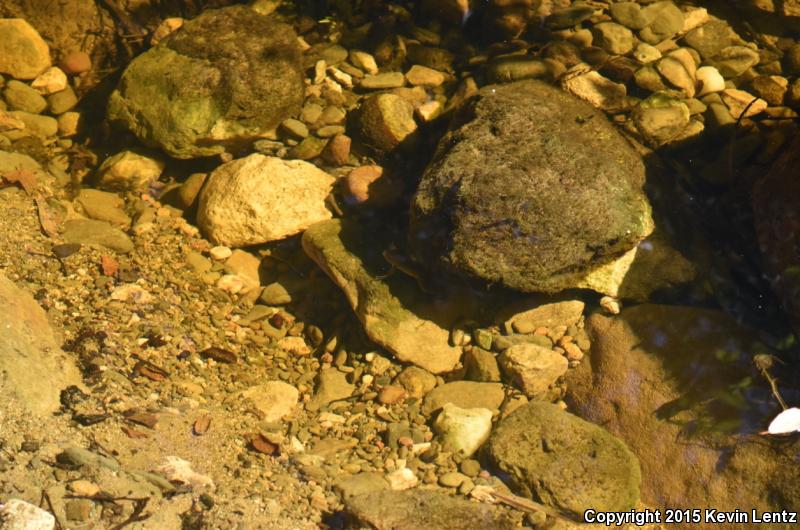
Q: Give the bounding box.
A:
[20,440,40,452]
[199,493,215,509]
[200,347,238,364]
[52,243,82,258]
[60,385,90,409]
[73,413,111,426]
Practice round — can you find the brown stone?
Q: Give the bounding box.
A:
[322,133,351,166]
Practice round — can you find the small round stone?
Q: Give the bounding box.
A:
[60,51,92,75]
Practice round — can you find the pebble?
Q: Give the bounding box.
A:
[68,480,100,497]
[405,65,447,87]
[57,111,81,137]
[639,2,684,45]
[59,51,92,75]
[260,282,292,305]
[656,56,695,98]
[721,88,767,119]
[4,80,47,114]
[378,385,406,405]
[322,133,351,166]
[432,403,493,457]
[209,246,232,260]
[385,467,418,490]
[360,72,406,90]
[439,471,467,488]
[633,43,661,64]
[544,5,596,30]
[460,459,481,477]
[96,150,165,192]
[609,2,656,30]
[498,343,568,398]
[394,366,437,399]
[591,22,634,55]
[281,118,309,139]
[709,46,760,78]
[350,50,379,75]
[31,66,68,94]
[562,69,627,112]
[696,66,725,96]
[750,75,788,106]
[65,499,93,522]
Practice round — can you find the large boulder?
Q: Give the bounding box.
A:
[198,154,335,247]
[302,219,463,374]
[107,6,304,159]
[566,305,800,528]
[483,401,641,518]
[0,273,82,416]
[409,80,653,294]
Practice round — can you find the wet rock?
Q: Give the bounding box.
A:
[656,51,696,98]
[393,366,437,399]
[591,22,634,55]
[107,6,303,159]
[198,154,335,247]
[75,189,131,228]
[632,92,690,146]
[708,46,760,78]
[421,381,505,416]
[0,19,51,80]
[433,403,493,457]
[62,219,134,254]
[0,498,55,530]
[357,93,417,153]
[64,499,93,522]
[6,110,56,138]
[506,300,584,334]
[561,69,627,112]
[260,282,292,305]
[342,165,400,207]
[409,80,653,294]
[57,111,81,137]
[321,134,350,166]
[486,56,550,84]
[638,1,683,45]
[749,75,788,106]
[498,343,567,398]
[682,19,747,60]
[463,347,501,382]
[309,367,354,409]
[334,472,389,500]
[405,65,447,87]
[0,273,82,416]
[609,2,656,30]
[47,85,78,115]
[31,66,67,94]
[59,51,91,75]
[96,150,164,192]
[696,65,725,96]
[543,5,595,30]
[484,402,641,518]
[302,219,463,374]
[4,80,47,113]
[240,381,298,422]
[344,489,517,530]
[360,72,405,90]
[566,305,800,524]
[633,43,661,64]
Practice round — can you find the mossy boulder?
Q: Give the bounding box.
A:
[409,79,653,293]
[484,401,641,518]
[107,6,303,159]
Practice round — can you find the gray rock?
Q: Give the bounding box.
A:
[498,343,568,398]
[566,305,800,523]
[107,6,303,159]
[3,80,46,113]
[62,219,134,253]
[344,489,517,530]
[0,273,83,416]
[484,402,641,518]
[421,381,505,416]
[409,80,653,294]
[302,219,463,374]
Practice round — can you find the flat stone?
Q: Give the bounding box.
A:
[75,188,131,228]
[309,368,354,410]
[0,499,56,530]
[405,65,447,87]
[421,381,505,416]
[463,347,501,382]
[3,80,47,113]
[498,343,568,398]
[240,381,299,422]
[31,66,68,94]
[592,22,634,55]
[62,219,134,253]
[0,19,51,80]
[360,72,406,90]
[6,111,57,137]
[433,403,493,457]
[96,150,164,192]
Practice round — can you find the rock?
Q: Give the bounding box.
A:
[0,499,56,530]
[6,110,56,138]
[682,19,747,60]
[632,92,690,146]
[360,72,406,90]
[656,53,696,98]
[302,219,463,374]
[409,80,653,294]
[287,136,327,160]
[57,447,120,471]
[591,22,634,55]
[486,57,550,83]
[633,43,661,63]
[342,165,399,207]
[107,6,303,159]
[484,402,641,517]
[349,50,379,75]
[321,134,351,166]
[59,51,91,75]
[47,85,78,115]
[240,381,298,422]
[3,80,47,113]
[609,2,656,30]
[421,381,505,416]
[357,93,417,153]
[498,343,567,398]
[198,154,335,247]
[176,172,206,209]
[433,403,493,457]
[463,347,501,382]
[749,75,788,106]
[75,189,131,228]
[721,89,767,119]
[0,19,51,80]
[566,305,800,523]
[405,65,447,87]
[335,472,389,500]
[150,17,184,46]
[96,150,164,192]
[62,219,134,253]
[57,111,81,137]
[223,250,260,291]
[260,282,292,305]
[64,499,93,522]
[438,471,468,488]
[378,385,406,405]
[344,489,517,530]
[696,65,725,96]
[385,467,418,490]
[544,5,595,30]
[561,69,627,112]
[309,367,354,409]
[708,46,760,78]
[0,273,82,416]
[393,366,437,399]
[155,456,214,490]
[506,300,585,334]
[638,1,683,44]
[31,66,67,94]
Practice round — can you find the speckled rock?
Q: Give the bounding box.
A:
[409,80,653,294]
[198,154,334,247]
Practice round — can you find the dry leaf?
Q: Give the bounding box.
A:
[101,255,119,276]
[124,410,159,429]
[249,433,278,455]
[121,425,150,439]
[200,347,237,364]
[193,415,211,436]
[34,196,60,238]
[132,360,168,382]
[1,167,38,194]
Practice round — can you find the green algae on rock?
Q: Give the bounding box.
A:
[107,6,304,159]
[409,79,653,294]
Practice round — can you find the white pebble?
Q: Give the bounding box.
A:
[696,66,725,97]
[0,499,55,530]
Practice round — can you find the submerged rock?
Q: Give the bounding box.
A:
[343,489,518,530]
[0,273,82,416]
[302,219,462,374]
[0,19,51,80]
[409,80,653,294]
[566,305,800,527]
[107,6,303,159]
[484,401,641,518]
